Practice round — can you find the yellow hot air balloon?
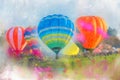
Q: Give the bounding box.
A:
[63,41,79,56]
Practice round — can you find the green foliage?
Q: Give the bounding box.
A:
[16,53,118,69]
[107,27,117,36]
[103,36,120,48]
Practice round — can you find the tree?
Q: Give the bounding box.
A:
[103,36,120,48]
[107,27,117,36]
[0,32,6,45]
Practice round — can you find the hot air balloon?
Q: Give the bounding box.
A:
[24,26,40,47]
[62,41,79,56]
[76,16,108,49]
[24,26,42,58]
[24,27,33,44]
[6,27,27,56]
[37,14,74,59]
[30,27,40,49]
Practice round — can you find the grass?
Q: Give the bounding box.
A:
[15,53,119,69]
[11,53,120,80]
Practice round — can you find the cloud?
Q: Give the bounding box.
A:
[75,0,120,36]
[0,0,119,32]
[0,0,77,28]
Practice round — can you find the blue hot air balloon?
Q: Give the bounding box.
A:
[37,14,74,59]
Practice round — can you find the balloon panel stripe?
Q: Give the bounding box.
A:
[6,28,13,49]
[9,28,16,50]
[38,27,73,34]
[43,37,71,44]
[44,38,70,45]
[14,28,19,50]
[39,29,73,38]
[93,17,103,48]
[18,27,22,50]
[47,41,65,49]
[41,34,71,41]
[21,27,26,50]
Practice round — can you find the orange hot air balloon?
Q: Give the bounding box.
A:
[6,27,27,54]
[76,16,108,49]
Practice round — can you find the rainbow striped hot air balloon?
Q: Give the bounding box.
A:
[30,27,40,49]
[6,27,27,56]
[24,27,33,43]
[24,26,39,48]
[24,26,42,58]
[37,14,74,59]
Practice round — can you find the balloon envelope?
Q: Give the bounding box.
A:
[24,26,39,47]
[37,14,74,56]
[24,26,42,58]
[24,27,33,43]
[76,16,107,49]
[62,41,79,56]
[6,27,27,54]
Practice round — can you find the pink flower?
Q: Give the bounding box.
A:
[34,67,53,80]
[34,67,52,73]
[32,49,43,59]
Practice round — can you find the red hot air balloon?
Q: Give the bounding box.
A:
[76,16,108,49]
[6,27,27,55]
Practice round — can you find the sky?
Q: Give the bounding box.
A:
[0,0,119,36]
